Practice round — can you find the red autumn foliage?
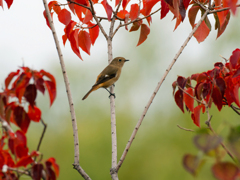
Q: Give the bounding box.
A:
[173,48,240,127]
[0,67,59,179]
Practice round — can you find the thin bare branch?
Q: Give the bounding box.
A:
[36,119,47,152]
[42,0,91,179]
[67,0,91,11]
[209,4,240,13]
[177,125,195,132]
[88,0,108,39]
[116,8,210,172]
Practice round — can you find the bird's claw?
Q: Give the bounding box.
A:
[108,93,116,99]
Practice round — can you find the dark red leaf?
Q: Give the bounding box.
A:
[78,30,91,55]
[122,0,130,9]
[4,0,13,9]
[129,4,139,21]
[24,84,37,107]
[197,73,208,83]
[212,162,239,180]
[16,130,27,146]
[44,81,56,106]
[175,89,184,113]
[177,76,187,89]
[88,22,99,45]
[36,78,45,94]
[202,82,210,99]
[215,77,226,97]
[129,20,142,32]
[137,24,150,46]
[101,0,112,21]
[47,158,59,177]
[58,9,71,25]
[45,161,56,180]
[232,68,240,78]
[28,105,41,122]
[230,48,240,69]
[179,0,186,21]
[75,0,88,6]
[160,0,169,19]
[32,164,44,180]
[13,106,30,133]
[183,0,191,9]
[212,86,223,111]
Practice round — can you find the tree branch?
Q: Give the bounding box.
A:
[177,124,195,132]
[36,119,47,152]
[116,8,210,172]
[42,1,91,179]
[67,0,91,11]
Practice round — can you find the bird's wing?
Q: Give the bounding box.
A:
[94,66,118,86]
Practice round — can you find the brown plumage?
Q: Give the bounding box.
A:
[82,57,129,100]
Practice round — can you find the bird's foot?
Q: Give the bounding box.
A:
[108,93,116,99]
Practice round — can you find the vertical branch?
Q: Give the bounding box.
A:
[42,1,91,179]
[116,8,210,172]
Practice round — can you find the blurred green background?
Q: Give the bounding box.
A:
[1,1,240,179]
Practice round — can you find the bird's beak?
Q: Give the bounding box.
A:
[125,59,129,62]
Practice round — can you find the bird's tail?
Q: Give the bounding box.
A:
[82,85,98,100]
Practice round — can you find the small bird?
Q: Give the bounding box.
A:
[82,57,129,100]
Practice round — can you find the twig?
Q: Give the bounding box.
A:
[7,167,31,176]
[176,84,204,104]
[0,117,14,135]
[177,125,195,132]
[36,119,47,152]
[209,4,240,14]
[67,0,91,11]
[88,0,108,39]
[116,8,210,172]
[42,0,91,179]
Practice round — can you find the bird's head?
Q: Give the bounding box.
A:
[110,57,129,67]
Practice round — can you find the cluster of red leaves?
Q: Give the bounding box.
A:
[0,67,56,133]
[173,48,240,127]
[188,0,238,43]
[43,0,100,60]
[0,131,59,180]
[0,67,58,179]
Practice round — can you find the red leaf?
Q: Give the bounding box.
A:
[83,9,93,24]
[226,0,238,15]
[88,22,99,45]
[101,0,113,21]
[44,81,56,106]
[68,2,75,14]
[47,158,60,177]
[24,84,37,107]
[4,0,13,9]
[117,9,129,19]
[122,0,130,9]
[43,10,53,29]
[194,20,210,43]
[16,144,28,158]
[36,77,45,94]
[16,155,33,167]
[142,0,160,16]
[230,48,240,69]
[183,88,194,112]
[129,20,142,32]
[177,76,187,89]
[16,130,27,146]
[175,89,184,113]
[160,0,169,19]
[48,1,61,14]
[191,105,202,127]
[65,20,77,39]
[69,29,82,60]
[74,4,83,21]
[45,161,57,180]
[13,106,30,133]
[215,77,226,97]
[129,4,139,21]
[137,24,150,46]
[183,0,191,9]
[75,0,88,6]
[78,30,91,55]
[58,9,71,25]
[28,105,41,122]
[32,164,44,180]
[5,69,20,89]
[212,162,239,180]
[40,69,56,86]
[212,86,223,111]
[0,0,3,9]
[216,11,230,39]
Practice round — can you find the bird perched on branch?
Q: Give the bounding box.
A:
[82,57,129,100]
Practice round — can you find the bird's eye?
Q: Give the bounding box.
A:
[118,59,122,62]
